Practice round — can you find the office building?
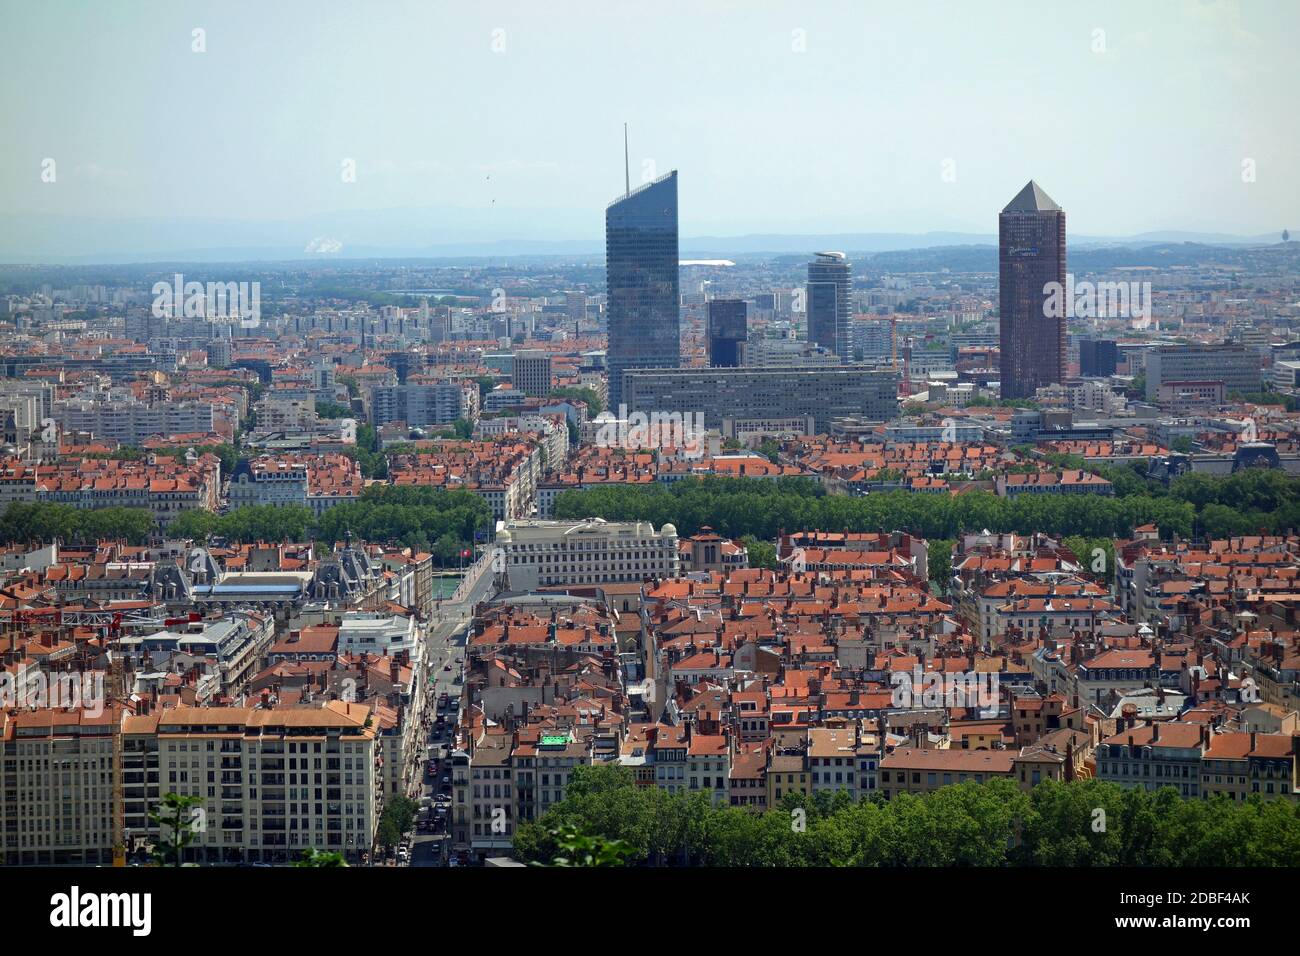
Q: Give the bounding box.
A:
[1145,344,1261,402]
[706,299,748,367]
[605,170,680,411]
[807,252,851,360]
[999,181,1066,399]
[623,364,899,432]
[496,517,680,589]
[1078,338,1118,377]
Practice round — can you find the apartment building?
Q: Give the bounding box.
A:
[1095,722,1204,798]
[336,612,420,658]
[511,350,553,397]
[228,454,363,515]
[56,399,216,445]
[389,439,540,521]
[878,748,1016,798]
[3,700,381,866]
[1199,732,1299,802]
[369,383,473,428]
[0,708,117,865]
[512,732,590,823]
[622,364,900,432]
[808,726,862,800]
[495,517,680,589]
[150,702,381,864]
[21,455,221,526]
[253,397,318,431]
[114,613,277,701]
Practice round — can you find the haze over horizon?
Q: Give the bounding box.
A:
[2,0,1296,262]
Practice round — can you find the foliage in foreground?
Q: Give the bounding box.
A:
[512,766,1300,867]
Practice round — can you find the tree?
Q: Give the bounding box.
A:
[293,848,349,867]
[740,535,777,569]
[928,539,954,593]
[533,823,636,867]
[376,795,419,851]
[149,793,205,866]
[548,386,603,418]
[512,772,1300,868]
[316,401,353,419]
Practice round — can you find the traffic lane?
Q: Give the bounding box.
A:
[410,832,446,866]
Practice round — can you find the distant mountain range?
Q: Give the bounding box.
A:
[0,208,1287,265]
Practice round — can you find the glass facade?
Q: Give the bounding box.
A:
[807,253,851,360]
[605,171,680,411]
[706,298,748,367]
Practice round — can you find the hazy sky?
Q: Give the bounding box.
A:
[2,0,1296,241]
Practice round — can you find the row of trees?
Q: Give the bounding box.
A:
[553,476,1199,542]
[0,489,491,562]
[0,502,157,545]
[554,469,1300,544]
[166,485,493,560]
[513,766,1300,867]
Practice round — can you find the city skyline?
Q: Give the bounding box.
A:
[2,0,1300,907]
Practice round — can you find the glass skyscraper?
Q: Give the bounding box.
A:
[605,170,680,411]
[807,252,851,361]
[999,180,1067,399]
[706,298,748,367]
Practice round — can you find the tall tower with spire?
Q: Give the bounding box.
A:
[605,150,679,413]
[998,180,1067,399]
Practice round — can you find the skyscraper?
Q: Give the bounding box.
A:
[807,252,851,361]
[1078,337,1118,378]
[998,180,1066,400]
[706,298,748,367]
[605,169,680,411]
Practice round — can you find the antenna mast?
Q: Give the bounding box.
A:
[623,123,630,198]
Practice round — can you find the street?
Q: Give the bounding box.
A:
[410,553,498,866]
